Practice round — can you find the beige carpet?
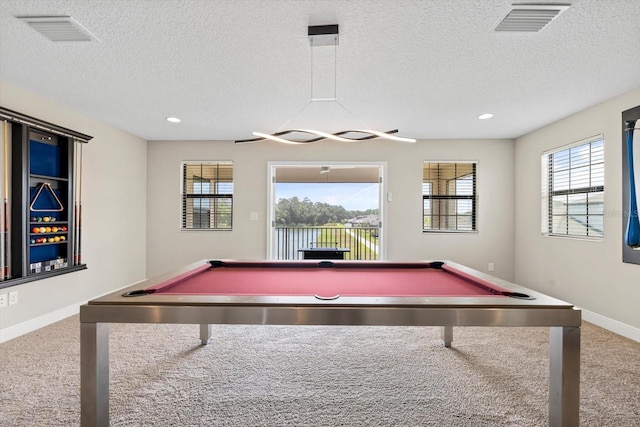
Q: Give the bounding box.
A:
[0,316,638,426]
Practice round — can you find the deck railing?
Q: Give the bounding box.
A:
[274,226,380,260]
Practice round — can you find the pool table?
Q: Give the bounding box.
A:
[80,259,581,427]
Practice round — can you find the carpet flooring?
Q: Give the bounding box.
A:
[0,316,638,426]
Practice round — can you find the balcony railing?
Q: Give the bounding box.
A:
[274,226,380,260]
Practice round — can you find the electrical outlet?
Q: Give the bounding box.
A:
[8,291,18,305]
[0,293,7,308]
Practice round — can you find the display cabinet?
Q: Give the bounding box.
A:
[0,107,91,288]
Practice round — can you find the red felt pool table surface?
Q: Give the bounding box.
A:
[143,261,512,298]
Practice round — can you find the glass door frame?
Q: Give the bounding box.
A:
[267,161,387,260]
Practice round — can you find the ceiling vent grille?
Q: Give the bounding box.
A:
[16,16,100,42]
[495,4,570,32]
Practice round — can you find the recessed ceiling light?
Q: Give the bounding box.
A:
[166,117,181,123]
[478,113,494,120]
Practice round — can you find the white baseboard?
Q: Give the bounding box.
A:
[2,302,639,344]
[0,284,139,344]
[581,308,640,342]
[0,303,81,343]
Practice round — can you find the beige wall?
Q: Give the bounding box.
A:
[146,138,515,280]
[2,80,638,341]
[0,81,147,340]
[515,87,640,334]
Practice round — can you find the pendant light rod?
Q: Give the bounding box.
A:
[234,24,417,144]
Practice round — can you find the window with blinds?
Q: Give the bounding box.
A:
[181,162,233,230]
[541,136,604,239]
[423,162,477,232]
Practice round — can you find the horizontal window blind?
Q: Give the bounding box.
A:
[541,136,604,238]
[181,162,233,230]
[423,162,477,232]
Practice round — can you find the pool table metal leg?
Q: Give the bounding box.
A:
[200,324,212,345]
[549,326,580,427]
[80,322,109,427]
[441,326,453,348]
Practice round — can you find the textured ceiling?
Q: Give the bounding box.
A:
[0,0,639,141]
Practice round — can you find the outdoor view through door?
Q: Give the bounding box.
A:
[271,164,382,260]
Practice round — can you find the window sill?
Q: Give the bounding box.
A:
[541,233,604,243]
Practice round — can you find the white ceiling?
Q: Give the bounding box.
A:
[0,0,639,142]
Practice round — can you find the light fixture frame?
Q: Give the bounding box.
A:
[235,24,415,144]
[235,129,415,144]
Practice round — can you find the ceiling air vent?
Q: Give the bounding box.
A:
[495,3,570,32]
[16,15,100,42]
